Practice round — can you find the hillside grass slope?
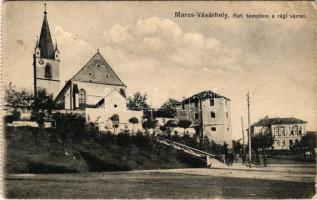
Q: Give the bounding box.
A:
[4,127,206,173]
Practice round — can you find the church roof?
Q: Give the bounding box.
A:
[38,11,55,59]
[71,52,126,86]
[182,90,230,103]
[253,117,307,127]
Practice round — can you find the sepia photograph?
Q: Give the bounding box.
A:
[1,1,317,199]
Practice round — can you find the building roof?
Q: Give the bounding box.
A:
[182,90,230,103]
[53,80,71,103]
[38,11,55,59]
[71,52,126,86]
[253,117,307,127]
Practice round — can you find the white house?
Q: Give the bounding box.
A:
[252,117,307,150]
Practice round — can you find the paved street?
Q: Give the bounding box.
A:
[5,163,315,199]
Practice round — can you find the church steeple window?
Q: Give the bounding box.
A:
[44,64,52,78]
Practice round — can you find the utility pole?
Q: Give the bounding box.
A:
[241,116,246,157]
[199,98,204,149]
[247,92,252,168]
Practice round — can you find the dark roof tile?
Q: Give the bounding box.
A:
[38,13,55,59]
[182,90,230,103]
[253,117,307,126]
[71,52,125,86]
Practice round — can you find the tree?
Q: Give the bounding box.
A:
[31,88,54,127]
[5,85,54,111]
[158,98,181,118]
[178,120,192,134]
[251,133,274,153]
[129,117,139,134]
[299,132,316,150]
[251,133,274,166]
[33,88,54,111]
[110,114,120,134]
[159,125,168,137]
[5,85,55,127]
[293,132,316,159]
[165,120,178,133]
[127,92,150,111]
[5,84,34,109]
[142,117,158,134]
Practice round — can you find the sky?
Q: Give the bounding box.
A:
[3,1,317,139]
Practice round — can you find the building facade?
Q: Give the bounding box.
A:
[54,52,127,111]
[33,7,142,132]
[176,90,232,146]
[252,117,307,150]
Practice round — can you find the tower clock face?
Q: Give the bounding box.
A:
[38,59,44,65]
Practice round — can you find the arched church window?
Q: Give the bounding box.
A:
[79,89,86,109]
[44,64,52,78]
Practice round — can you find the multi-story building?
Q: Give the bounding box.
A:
[176,90,232,147]
[252,117,307,150]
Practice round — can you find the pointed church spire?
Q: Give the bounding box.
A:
[38,3,55,59]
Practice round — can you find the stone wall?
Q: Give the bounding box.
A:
[85,108,143,133]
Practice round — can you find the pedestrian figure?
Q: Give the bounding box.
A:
[263,154,267,167]
[221,154,226,165]
[230,153,235,166]
[242,153,246,164]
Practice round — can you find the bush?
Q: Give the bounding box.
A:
[4,111,20,123]
[117,132,131,145]
[52,112,86,133]
[50,112,87,144]
[132,132,153,149]
[100,132,115,144]
[30,110,45,127]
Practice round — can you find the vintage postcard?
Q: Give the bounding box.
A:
[1,1,316,199]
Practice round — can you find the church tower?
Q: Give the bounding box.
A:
[33,4,60,99]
